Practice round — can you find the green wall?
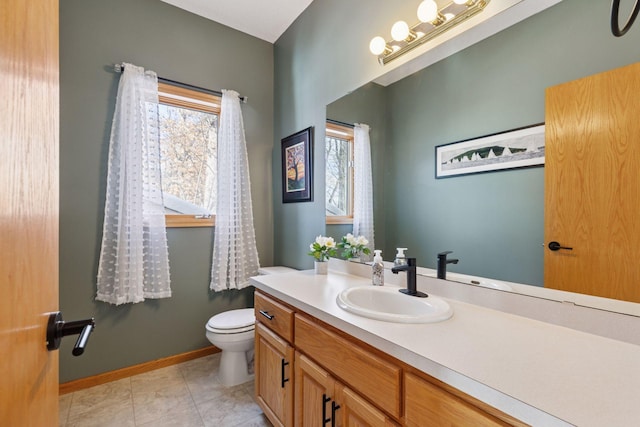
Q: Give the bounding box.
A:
[273,0,397,269]
[274,0,640,282]
[59,0,273,382]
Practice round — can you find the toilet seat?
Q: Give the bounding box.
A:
[206,324,254,334]
[206,308,255,334]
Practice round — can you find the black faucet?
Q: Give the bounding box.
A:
[391,257,428,298]
[437,251,459,280]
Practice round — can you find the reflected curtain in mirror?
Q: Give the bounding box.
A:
[353,123,375,256]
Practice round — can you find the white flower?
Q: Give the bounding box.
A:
[314,235,336,248]
[345,233,357,245]
[356,235,369,246]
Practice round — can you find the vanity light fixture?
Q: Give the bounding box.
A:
[370,0,490,65]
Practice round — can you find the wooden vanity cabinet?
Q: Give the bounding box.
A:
[254,293,295,427]
[254,290,524,427]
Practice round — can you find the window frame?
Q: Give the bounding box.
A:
[325,121,354,225]
[158,81,221,228]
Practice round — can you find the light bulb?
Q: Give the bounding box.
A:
[369,36,387,55]
[454,0,468,4]
[417,0,438,23]
[391,21,410,41]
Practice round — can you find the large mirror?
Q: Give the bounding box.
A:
[325,0,640,316]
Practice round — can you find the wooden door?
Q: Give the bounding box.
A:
[334,383,399,427]
[545,62,640,303]
[255,323,294,427]
[295,352,336,427]
[0,0,60,425]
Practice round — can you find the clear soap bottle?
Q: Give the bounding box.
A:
[372,250,384,286]
[393,248,408,268]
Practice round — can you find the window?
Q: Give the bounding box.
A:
[325,122,354,224]
[158,82,220,227]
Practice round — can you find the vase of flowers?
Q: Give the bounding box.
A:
[308,235,337,274]
[338,233,371,262]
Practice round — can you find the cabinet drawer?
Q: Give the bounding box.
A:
[255,291,294,343]
[295,314,401,419]
[405,372,511,427]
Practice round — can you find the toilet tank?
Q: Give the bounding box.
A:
[257,266,297,275]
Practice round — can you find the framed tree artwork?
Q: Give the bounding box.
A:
[281,127,313,203]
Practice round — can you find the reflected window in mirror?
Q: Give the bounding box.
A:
[326,121,354,224]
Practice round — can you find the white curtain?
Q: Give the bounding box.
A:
[96,63,171,305]
[210,90,260,291]
[353,123,375,255]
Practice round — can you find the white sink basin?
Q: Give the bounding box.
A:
[336,286,453,324]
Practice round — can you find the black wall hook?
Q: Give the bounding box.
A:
[611,0,640,37]
[46,311,95,356]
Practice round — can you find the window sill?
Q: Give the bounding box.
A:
[326,216,353,225]
[165,214,215,228]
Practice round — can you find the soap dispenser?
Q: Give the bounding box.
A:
[372,250,384,286]
[393,248,408,268]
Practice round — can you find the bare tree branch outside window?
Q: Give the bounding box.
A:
[159,104,218,214]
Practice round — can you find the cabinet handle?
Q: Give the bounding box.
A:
[280,359,289,388]
[259,310,274,320]
[331,401,341,427]
[322,394,332,425]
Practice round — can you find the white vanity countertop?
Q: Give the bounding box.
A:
[251,269,640,427]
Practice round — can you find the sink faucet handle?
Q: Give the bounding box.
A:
[437,251,453,257]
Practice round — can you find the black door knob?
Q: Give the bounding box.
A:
[548,241,573,251]
[46,311,95,356]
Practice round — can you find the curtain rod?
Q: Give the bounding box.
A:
[326,118,355,129]
[113,63,247,103]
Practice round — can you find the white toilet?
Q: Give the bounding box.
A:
[205,266,296,386]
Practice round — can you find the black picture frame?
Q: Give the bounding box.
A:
[435,123,545,179]
[281,127,313,203]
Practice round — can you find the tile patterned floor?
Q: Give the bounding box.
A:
[59,353,272,427]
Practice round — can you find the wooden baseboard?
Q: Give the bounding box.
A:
[59,346,220,395]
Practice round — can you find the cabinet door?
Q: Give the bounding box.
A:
[404,373,509,427]
[295,352,337,427]
[255,323,294,427]
[295,314,401,418]
[334,383,399,427]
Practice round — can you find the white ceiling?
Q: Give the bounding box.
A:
[159,0,314,43]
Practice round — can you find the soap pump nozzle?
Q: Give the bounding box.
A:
[394,248,408,267]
